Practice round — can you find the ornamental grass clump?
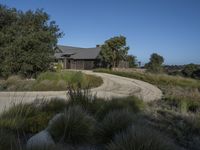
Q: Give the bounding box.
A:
[96,96,143,120]
[47,106,96,144]
[107,125,180,150]
[96,109,135,143]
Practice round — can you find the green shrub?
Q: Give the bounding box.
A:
[107,125,179,150]
[47,106,96,144]
[96,109,135,143]
[96,96,143,120]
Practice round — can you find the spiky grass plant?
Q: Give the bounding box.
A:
[67,84,104,114]
[96,96,143,120]
[107,125,180,150]
[0,98,67,134]
[96,109,135,143]
[47,106,96,144]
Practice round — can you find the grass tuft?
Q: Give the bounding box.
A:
[47,106,96,144]
[96,109,135,143]
[107,125,180,150]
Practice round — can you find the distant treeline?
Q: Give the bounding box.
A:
[164,64,200,79]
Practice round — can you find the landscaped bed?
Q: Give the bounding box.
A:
[0,87,182,150]
[0,71,103,91]
[94,68,200,150]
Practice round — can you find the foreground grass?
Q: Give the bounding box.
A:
[94,68,200,150]
[94,68,200,113]
[0,85,182,150]
[0,71,103,91]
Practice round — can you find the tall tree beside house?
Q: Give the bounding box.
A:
[98,36,129,68]
[127,55,138,68]
[145,53,164,73]
[0,5,63,78]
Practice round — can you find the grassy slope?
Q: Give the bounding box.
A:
[94,68,200,89]
[94,68,200,149]
[0,93,179,150]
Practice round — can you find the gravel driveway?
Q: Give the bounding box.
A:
[0,71,162,112]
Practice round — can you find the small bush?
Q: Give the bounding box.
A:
[96,96,143,120]
[107,125,179,150]
[47,106,96,144]
[96,109,135,143]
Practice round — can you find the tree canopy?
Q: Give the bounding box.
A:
[98,36,129,68]
[0,5,63,78]
[127,55,138,68]
[181,64,200,79]
[145,53,164,73]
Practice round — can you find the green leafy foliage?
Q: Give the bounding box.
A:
[98,36,129,68]
[181,64,200,79]
[145,53,164,73]
[127,55,138,68]
[0,5,63,78]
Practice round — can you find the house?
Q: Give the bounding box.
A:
[54,45,129,70]
[54,45,101,70]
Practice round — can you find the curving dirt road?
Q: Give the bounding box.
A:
[84,71,162,101]
[0,71,162,112]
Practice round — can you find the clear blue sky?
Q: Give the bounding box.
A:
[1,0,200,65]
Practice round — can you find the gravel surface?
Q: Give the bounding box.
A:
[0,71,162,112]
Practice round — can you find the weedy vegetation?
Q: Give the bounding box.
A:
[0,71,103,91]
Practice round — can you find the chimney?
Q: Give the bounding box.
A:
[96,44,100,48]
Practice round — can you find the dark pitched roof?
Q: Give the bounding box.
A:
[55,45,101,60]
